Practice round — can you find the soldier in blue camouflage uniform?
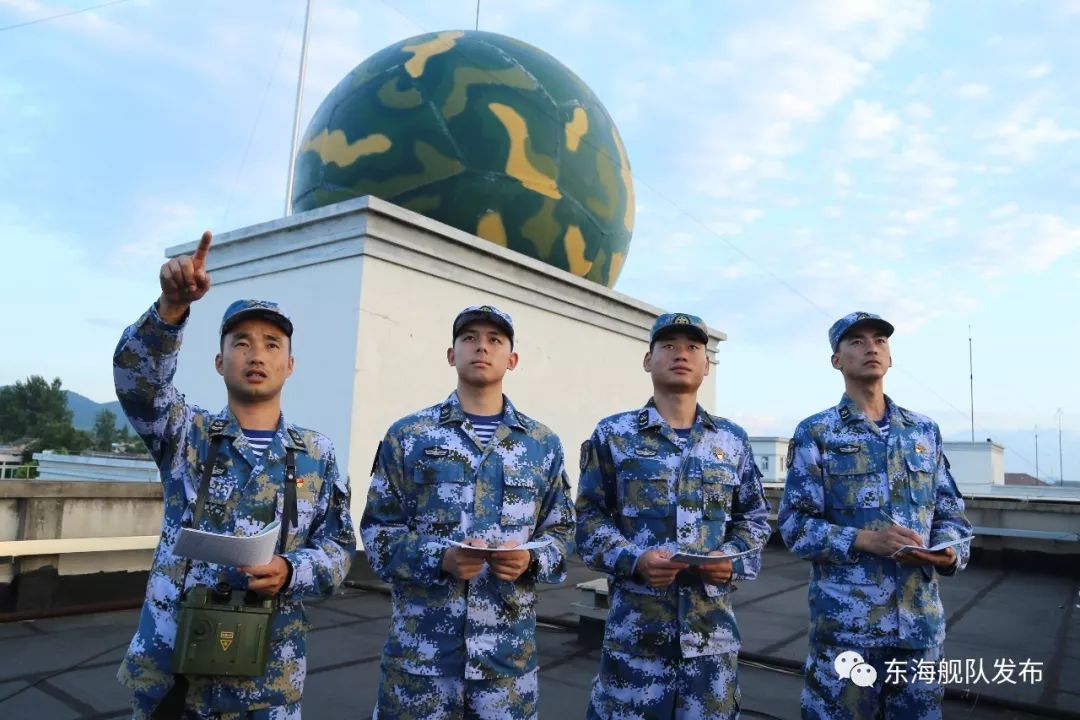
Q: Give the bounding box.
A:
[113,231,356,719]
[778,312,973,720]
[576,313,772,720]
[360,305,575,720]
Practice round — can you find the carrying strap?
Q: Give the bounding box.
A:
[279,448,298,553]
[191,439,222,530]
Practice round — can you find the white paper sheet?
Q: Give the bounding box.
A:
[671,546,762,566]
[174,520,280,567]
[896,536,974,554]
[445,537,554,552]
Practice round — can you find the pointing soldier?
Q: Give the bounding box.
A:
[778,312,972,720]
[113,231,356,719]
[575,313,772,719]
[360,305,575,720]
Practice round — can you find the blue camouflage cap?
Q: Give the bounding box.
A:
[452,304,514,343]
[649,312,709,345]
[220,299,294,338]
[829,311,894,352]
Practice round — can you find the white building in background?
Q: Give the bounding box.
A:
[750,437,791,483]
[942,440,1005,487]
[32,452,159,483]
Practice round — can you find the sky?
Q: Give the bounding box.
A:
[2,0,1079,481]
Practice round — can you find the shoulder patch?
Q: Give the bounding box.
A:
[579,440,590,472]
[208,418,228,436]
[638,410,649,429]
[439,405,452,423]
[370,441,382,476]
[287,427,306,449]
[838,406,851,421]
[786,442,795,469]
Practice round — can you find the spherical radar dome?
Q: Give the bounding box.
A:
[291,30,634,287]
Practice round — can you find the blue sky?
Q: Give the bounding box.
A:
[3,0,1078,480]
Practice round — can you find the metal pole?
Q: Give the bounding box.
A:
[475,0,480,30]
[285,0,314,216]
[968,325,975,442]
[1058,408,1064,484]
[1035,425,1039,481]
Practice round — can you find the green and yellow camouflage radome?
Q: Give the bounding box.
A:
[291,30,635,288]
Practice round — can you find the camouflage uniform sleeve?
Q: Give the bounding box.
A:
[929,425,973,576]
[778,422,860,564]
[359,433,446,585]
[575,429,642,579]
[283,443,355,597]
[528,440,576,584]
[112,303,194,475]
[719,446,772,581]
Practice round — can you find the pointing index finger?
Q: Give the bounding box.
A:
[192,230,212,267]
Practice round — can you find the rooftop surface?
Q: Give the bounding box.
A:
[1,546,1076,719]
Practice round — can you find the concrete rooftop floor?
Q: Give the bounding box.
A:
[0,546,1076,719]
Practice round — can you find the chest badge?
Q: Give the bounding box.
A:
[635,448,657,457]
[713,448,726,461]
[424,446,450,458]
[837,444,861,454]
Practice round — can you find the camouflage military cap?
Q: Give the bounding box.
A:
[828,311,894,352]
[220,299,294,338]
[452,304,514,343]
[649,312,709,345]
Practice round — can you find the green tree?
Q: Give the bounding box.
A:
[92,408,119,451]
[0,375,90,456]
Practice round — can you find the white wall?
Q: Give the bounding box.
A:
[750,437,790,483]
[943,441,1005,487]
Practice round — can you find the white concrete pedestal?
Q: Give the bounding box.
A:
[167,196,726,519]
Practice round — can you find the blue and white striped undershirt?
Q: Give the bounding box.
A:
[465,413,501,447]
[242,428,275,456]
[875,407,891,435]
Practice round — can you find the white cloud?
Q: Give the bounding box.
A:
[843,99,901,156]
[658,0,930,199]
[971,212,1080,277]
[988,202,1019,220]
[904,102,933,121]
[992,117,1080,162]
[1025,63,1052,79]
[957,83,991,99]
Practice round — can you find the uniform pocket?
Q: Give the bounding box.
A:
[618,457,672,518]
[413,460,466,524]
[905,450,936,506]
[501,475,539,527]
[702,465,739,520]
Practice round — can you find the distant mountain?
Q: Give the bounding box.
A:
[65,391,130,431]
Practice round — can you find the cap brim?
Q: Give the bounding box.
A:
[453,312,514,340]
[847,317,894,338]
[221,309,293,338]
[652,326,709,345]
